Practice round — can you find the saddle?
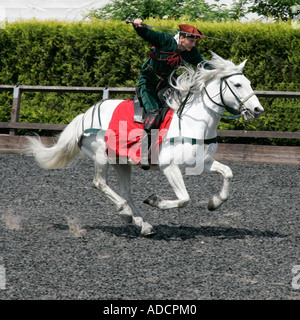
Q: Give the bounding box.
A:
[132,87,172,169]
[133,87,171,125]
[105,99,174,167]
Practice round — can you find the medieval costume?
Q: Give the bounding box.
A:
[134,23,207,114]
[133,22,208,169]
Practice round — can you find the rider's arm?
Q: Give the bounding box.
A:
[132,19,171,49]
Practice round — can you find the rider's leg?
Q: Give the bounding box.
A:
[138,85,161,170]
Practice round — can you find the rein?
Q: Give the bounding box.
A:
[177,90,192,118]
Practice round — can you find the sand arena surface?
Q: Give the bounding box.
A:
[0,153,299,299]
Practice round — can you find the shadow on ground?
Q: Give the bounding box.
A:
[52,223,287,241]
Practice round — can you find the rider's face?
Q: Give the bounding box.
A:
[179,36,197,52]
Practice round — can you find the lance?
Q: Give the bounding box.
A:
[126,19,229,42]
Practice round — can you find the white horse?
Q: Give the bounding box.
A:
[27,53,264,236]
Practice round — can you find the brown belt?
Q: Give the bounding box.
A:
[147,64,168,90]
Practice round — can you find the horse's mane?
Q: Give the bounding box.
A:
[167,52,246,111]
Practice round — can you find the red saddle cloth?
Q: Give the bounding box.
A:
[105,100,174,164]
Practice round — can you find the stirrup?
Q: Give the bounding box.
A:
[140,162,150,170]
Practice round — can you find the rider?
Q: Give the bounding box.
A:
[132,18,210,169]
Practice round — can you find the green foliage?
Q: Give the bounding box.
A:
[229,0,249,20]
[0,19,299,145]
[84,0,234,21]
[85,0,300,22]
[248,0,299,21]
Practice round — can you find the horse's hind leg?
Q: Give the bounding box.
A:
[112,164,154,236]
[93,162,134,223]
[82,135,153,236]
[204,158,233,211]
[82,135,134,224]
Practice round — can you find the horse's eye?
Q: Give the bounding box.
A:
[234,83,242,88]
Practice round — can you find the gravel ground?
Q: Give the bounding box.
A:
[0,152,299,300]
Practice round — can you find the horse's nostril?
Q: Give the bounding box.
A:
[254,106,264,114]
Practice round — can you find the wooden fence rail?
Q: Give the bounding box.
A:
[0,84,299,139]
[0,85,299,165]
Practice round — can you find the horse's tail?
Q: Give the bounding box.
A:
[26,114,83,169]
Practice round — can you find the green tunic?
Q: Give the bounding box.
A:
[135,26,206,112]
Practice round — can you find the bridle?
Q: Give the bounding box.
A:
[204,73,256,119]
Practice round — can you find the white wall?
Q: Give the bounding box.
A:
[0,0,109,22]
[0,0,259,24]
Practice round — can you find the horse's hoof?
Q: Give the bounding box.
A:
[140,222,154,236]
[143,194,157,205]
[207,195,226,211]
[207,199,216,211]
[143,194,162,207]
[145,229,157,237]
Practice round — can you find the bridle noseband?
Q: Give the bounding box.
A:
[204,73,256,119]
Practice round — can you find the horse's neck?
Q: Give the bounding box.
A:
[170,92,220,140]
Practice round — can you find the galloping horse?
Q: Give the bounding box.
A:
[27,53,264,236]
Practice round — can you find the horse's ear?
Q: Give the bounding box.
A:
[210,51,223,61]
[238,59,247,70]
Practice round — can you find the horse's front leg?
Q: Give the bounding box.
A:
[204,157,233,211]
[144,164,190,209]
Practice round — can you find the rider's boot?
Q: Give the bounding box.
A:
[140,110,161,170]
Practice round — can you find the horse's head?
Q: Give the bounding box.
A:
[168,52,264,119]
[220,69,264,120]
[203,54,264,120]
